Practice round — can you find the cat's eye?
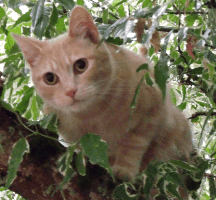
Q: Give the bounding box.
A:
[74,58,88,74]
[43,72,59,85]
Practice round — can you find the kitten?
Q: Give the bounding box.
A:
[13,5,192,198]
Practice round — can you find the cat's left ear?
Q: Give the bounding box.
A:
[68,6,99,44]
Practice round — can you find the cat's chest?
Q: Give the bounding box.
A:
[58,109,132,154]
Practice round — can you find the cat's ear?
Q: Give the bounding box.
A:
[69,6,99,44]
[13,34,44,67]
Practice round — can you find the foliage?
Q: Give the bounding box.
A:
[1,0,216,199]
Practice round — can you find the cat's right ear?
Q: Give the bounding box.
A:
[68,6,99,44]
[13,34,44,67]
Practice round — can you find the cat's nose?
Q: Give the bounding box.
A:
[65,89,77,98]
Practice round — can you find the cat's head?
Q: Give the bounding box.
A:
[13,6,113,112]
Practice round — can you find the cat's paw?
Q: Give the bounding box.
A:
[112,164,136,182]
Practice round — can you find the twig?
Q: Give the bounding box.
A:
[188,112,216,119]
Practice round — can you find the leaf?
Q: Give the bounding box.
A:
[165,172,184,187]
[57,0,75,10]
[53,145,76,196]
[142,4,168,45]
[154,61,169,101]
[134,18,146,43]
[6,138,29,188]
[186,35,197,60]
[31,0,45,30]
[131,76,144,108]
[190,67,203,75]
[154,30,172,100]
[170,88,177,105]
[12,11,31,29]
[79,133,113,177]
[177,102,187,111]
[0,98,14,112]
[113,183,138,200]
[76,151,86,176]
[0,6,5,21]
[50,3,58,27]
[170,160,197,172]
[102,9,108,24]
[143,164,158,197]
[166,183,183,200]
[15,87,34,114]
[117,5,126,17]
[209,175,216,199]
[31,95,40,120]
[144,72,153,86]
[40,112,58,132]
[136,63,149,72]
[134,5,161,18]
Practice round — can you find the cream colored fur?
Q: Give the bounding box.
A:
[13,6,192,199]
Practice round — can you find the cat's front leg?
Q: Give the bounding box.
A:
[112,132,153,181]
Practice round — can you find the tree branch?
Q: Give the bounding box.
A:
[188,112,216,119]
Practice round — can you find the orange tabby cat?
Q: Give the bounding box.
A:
[14,6,192,199]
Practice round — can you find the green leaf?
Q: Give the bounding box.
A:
[136,63,149,72]
[182,85,186,101]
[40,112,58,132]
[50,3,58,27]
[154,61,169,101]
[117,5,126,17]
[113,183,138,200]
[190,67,203,75]
[165,172,184,187]
[0,6,6,21]
[102,9,109,24]
[12,11,31,29]
[143,164,158,197]
[77,0,84,6]
[170,88,177,105]
[57,0,75,10]
[131,76,144,108]
[53,145,76,195]
[0,98,13,112]
[76,151,86,176]
[209,175,216,199]
[154,30,172,100]
[8,0,21,9]
[177,102,187,110]
[144,72,153,86]
[79,133,113,177]
[31,0,45,30]
[166,183,183,200]
[6,138,29,188]
[170,160,197,172]
[31,95,40,120]
[15,87,34,114]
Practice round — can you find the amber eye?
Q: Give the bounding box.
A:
[43,72,59,85]
[74,58,88,74]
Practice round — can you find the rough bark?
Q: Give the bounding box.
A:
[0,79,109,200]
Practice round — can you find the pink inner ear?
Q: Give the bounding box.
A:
[68,6,99,44]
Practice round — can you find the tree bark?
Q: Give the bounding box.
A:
[0,80,107,200]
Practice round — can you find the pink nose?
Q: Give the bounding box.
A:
[66,89,77,98]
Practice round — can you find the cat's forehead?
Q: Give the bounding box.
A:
[39,37,97,72]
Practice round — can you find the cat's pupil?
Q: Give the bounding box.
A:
[77,59,85,69]
[47,73,54,82]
